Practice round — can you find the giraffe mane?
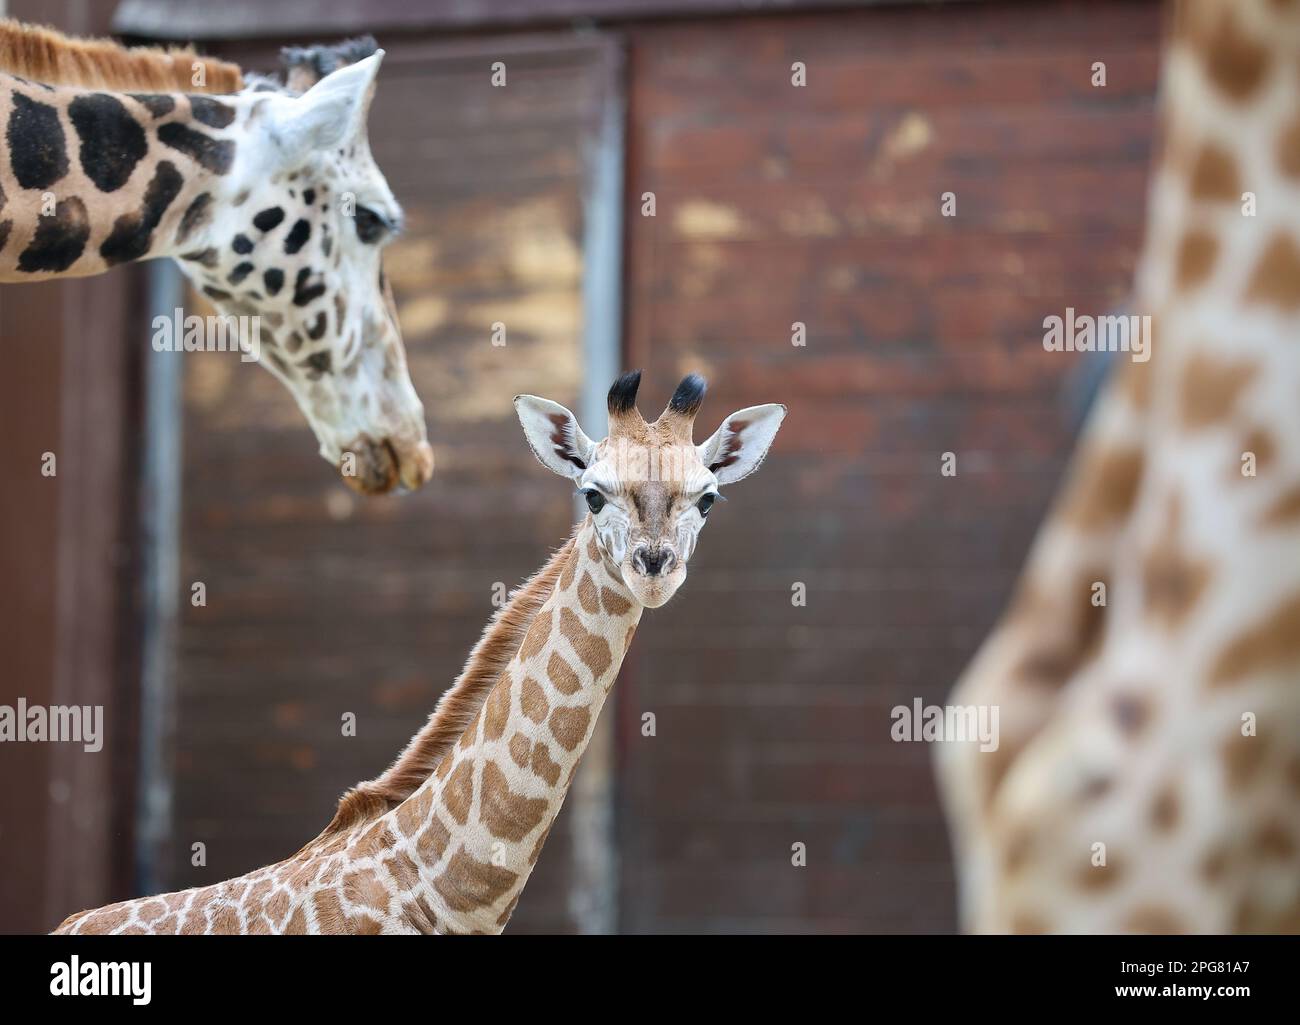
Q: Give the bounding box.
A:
[318,530,581,837]
[0,19,242,94]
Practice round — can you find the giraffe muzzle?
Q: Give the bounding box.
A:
[339,436,434,495]
[631,545,677,578]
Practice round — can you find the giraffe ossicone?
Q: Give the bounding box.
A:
[0,23,432,493]
[52,372,786,934]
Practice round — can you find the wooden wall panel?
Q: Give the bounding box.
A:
[616,0,1162,932]
[161,34,616,933]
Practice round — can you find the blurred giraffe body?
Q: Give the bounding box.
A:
[53,373,786,933]
[938,0,1300,933]
[0,21,432,492]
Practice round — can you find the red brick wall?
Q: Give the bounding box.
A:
[615,0,1162,932]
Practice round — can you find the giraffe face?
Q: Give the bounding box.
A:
[178,53,432,494]
[515,372,787,608]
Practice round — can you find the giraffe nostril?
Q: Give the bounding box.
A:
[635,546,673,577]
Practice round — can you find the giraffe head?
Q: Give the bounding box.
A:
[177,49,431,493]
[516,371,786,608]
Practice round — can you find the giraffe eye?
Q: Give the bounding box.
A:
[354,206,386,244]
[697,493,716,516]
[583,489,606,514]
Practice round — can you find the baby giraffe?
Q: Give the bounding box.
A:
[54,371,785,934]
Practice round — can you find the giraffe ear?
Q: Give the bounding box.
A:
[696,404,786,485]
[265,51,383,166]
[515,396,597,480]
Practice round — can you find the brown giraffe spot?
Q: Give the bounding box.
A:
[1143,534,1212,630]
[444,760,474,824]
[1189,141,1241,201]
[481,760,549,842]
[265,890,289,924]
[547,650,581,695]
[285,905,308,934]
[396,787,432,839]
[1112,692,1152,736]
[350,913,384,934]
[549,705,591,751]
[1191,7,1270,102]
[1200,845,1231,883]
[1179,353,1256,429]
[417,816,451,863]
[1209,591,1300,686]
[602,587,632,616]
[483,672,512,741]
[1013,568,1109,688]
[87,906,130,933]
[1124,906,1187,934]
[1221,730,1268,788]
[1236,887,1300,933]
[521,675,549,723]
[247,878,272,907]
[509,732,531,768]
[1010,912,1049,935]
[360,823,398,856]
[120,926,148,936]
[1261,485,1300,525]
[409,893,441,934]
[434,750,454,781]
[1077,855,1124,891]
[558,546,579,591]
[530,740,562,786]
[385,850,421,892]
[1151,783,1180,831]
[1001,826,1034,876]
[520,609,553,662]
[1254,820,1295,860]
[529,822,554,865]
[577,571,601,614]
[1060,448,1144,529]
[179,904,206,935]
[156,914,179,934]
[496,894,520,928]
[624,622,637,651]
[345,870,391,914]
[313,888,346,931]
[1278,113,1300,179]
[433,849,518,914]
[559,606,612,677]
[139,900,166,924]
[587,535,601,562]
[210,904,240,933]
[458,714,478,751]
[1244,233,1300,310]
[1118,352,1154,410]
[1239,427,1277,478]
[1175,229,1218,290]
[1078,774,1113,802]
[1287,755,1300,795]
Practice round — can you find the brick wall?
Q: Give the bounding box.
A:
[615,0,1162,932]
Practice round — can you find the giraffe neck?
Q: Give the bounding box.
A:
[0,72,252,282]
[379,517,642,933]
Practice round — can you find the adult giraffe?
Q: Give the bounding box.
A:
[0,21,432,493]
[938,0,1300,934]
